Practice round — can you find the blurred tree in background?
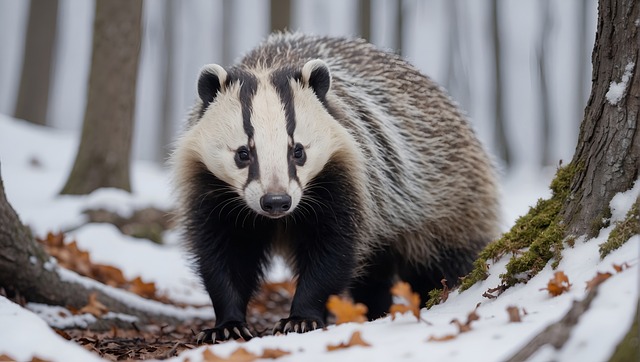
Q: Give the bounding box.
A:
[271,0,291,33]
[61,0,143,195]
[14,0,59,126]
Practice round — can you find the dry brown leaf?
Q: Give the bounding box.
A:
[613,262,630,273]
[326,295,368,324]
[93,264,127,287]
[0,354,17,362]
[427,334,457,342]
[506,306,522,323]
[451,303,480,333]
[260,348,290,359]
[79,293,109,317]
[541,271,571,296]
[37,231,170,303]
[129,276,157,298]
[440,279,450,303]
[202,348,258,362]
[389,281,421,320]
[327,331,371,352]
[585,271,613,291]
[31,358,52,362]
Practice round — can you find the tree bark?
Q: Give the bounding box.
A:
[490,0,511,169]
[562,0,639,237]
[0,165,182,328]
[14,0,59,126]
[576,0,591,132]
[60,0,143,195]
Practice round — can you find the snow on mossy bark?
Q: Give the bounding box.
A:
[599,199,639,258]
[458,163,578,292]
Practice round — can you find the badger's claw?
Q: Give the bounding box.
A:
[273,317,323,335]
[196,323,254,344]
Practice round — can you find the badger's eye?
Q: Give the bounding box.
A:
[292,143,306,165]
[235,146,250,167]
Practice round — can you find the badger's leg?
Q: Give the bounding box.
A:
[349,246,395,320]
[273,221,357,334]
[398,246,478,304]
[192,225,272,344]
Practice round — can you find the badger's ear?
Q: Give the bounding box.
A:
[198,64,227,108]
[301,59,331,101]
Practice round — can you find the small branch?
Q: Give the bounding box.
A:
[505,288,599,361]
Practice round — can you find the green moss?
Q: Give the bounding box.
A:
[425,288,443,309]
[599,199,639,259]
[459,163,578,291]
[590,206,612,238]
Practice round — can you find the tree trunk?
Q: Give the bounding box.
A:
[562,0,639,237]
[576,0,591,132]
[60,0,143,195]
[159,0,176,163]
[222,0,235,66]
[14,0,59,126]
[270,0,291,33]
[358,0,371,42]
[490,0,511,169]
[0,165,181,327]
[537,0,553,167]
[394,0,403,55]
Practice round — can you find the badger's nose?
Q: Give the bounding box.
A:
[260,194,292,214]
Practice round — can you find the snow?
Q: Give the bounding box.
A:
[0,296,103,362]
[606,62,635,105]
[0,115,638,361]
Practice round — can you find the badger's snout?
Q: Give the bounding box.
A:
[260,193,292,216]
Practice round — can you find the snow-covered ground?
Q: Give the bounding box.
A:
[0,115,637,361]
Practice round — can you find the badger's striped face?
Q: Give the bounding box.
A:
[190,60,337,219]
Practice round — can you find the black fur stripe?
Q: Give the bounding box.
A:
[271,67,301,137]
[227,68,258,138]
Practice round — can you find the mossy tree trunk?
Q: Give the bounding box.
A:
[562,0,639,237]
[60,0,143,195]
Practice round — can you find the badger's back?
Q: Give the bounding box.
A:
[238,33,501,263]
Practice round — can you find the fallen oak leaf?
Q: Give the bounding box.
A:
[612,262,630,273]
[79,293,109,317]
[202,347,258,362]
[585,272,612,291]
[327,331,371,351]
[439,278,450,303]
[260,348,290,359]
[451,303,480,333]
[129,276,157,299]
[326,295,368,324]
[541,271,571,296]
[390,281,421,320]
[93,264,127,287]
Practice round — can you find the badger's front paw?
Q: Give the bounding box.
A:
[195,322,254,344]
[273,317,325,335]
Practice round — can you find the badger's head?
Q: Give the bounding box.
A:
[176,59,352,219]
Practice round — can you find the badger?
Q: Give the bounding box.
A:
[171,33,501,343]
